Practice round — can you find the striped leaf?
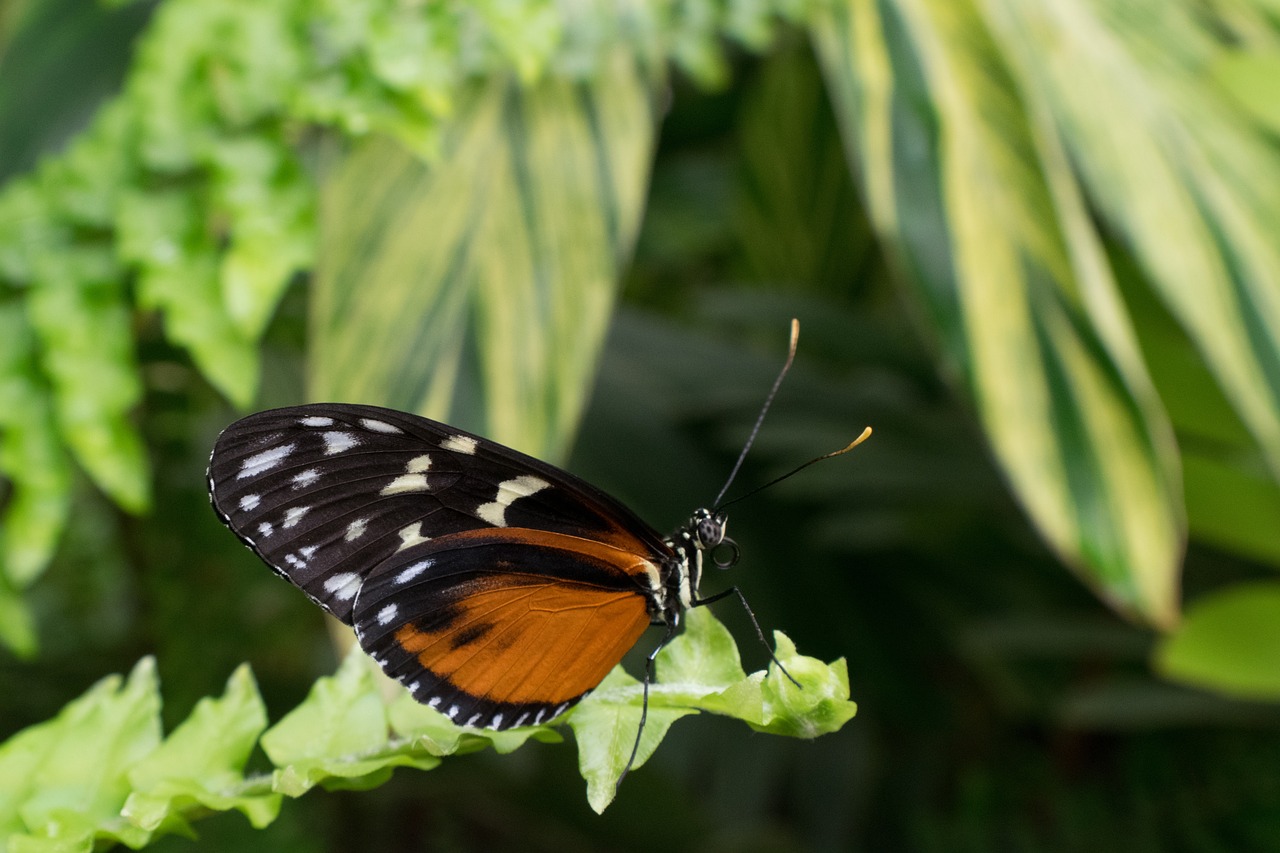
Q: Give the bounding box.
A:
[812,0,1184,626]
[981,0,1280,481]
[311,54,657,462]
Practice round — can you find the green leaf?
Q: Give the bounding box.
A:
[570,609,857,813]
[570,668,699,815]
[735,42,869,291]
[979,1,1280,480]
[812,0,1184,626]
[1213,51,1280,135]
[0,658,160,851]
[0,584,36,658]
[1155,582,1280,700]
[25,248,150,514]
[712,632,859,738]
[259,649,438,797]
[117,187,262,408]
[1182,451,1280,566]
[311,53,658,461]
[122,665,279,837]
[209,134,314,339]
[0,307,71,593]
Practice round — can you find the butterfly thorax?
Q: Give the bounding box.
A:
[655,507,727,626]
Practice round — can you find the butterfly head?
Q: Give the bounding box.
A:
[691,507,726,549]
[689,507,740,571]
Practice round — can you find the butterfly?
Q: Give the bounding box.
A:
[207,322,868,777]
[208,400,729,727]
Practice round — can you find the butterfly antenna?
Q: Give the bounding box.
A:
[712,319,801,509]
[716,427,873,512]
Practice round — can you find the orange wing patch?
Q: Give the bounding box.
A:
[353,527,660,728]
[393,578,648,706]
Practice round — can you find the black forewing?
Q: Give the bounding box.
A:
[207,403,671,623]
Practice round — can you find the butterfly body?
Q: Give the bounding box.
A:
[208,403,723,730]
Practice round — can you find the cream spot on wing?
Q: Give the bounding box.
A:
[476,475,550,527]
[238,444,296,479]
[359,418,401,433]
[323,572,361,601]
[441,434,478,455]
[344,518,369,541]
[282,506,310,528]
[380,473,429,495]
[406,454,431,473]
[397,523,431,551]
[322,431,359,454]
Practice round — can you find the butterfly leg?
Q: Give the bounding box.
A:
[693,586,801,688]
[615,618,680,794]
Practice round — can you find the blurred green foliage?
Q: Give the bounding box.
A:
[3,0,1280,849]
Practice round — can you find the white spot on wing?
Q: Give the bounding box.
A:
[344,518,369,541]
[376,603,398,625]
[407,681,421,694]
[284,547,317,569]
[238,443,296,479]
[428,697,441,709]
[441,434,478,455]
[396,559,433,584]
[476,475,550,527]
[282,506,310,528]
[466,713,481,727]
[292,468,320,488]
[238,494,260,511]
[322,431,358,454]
[300,416,334,427]
[492,713,503,728]
[323,572,361,601]
[257,522,274,538]
[397,523,431,551]
[359,418,401,433]
[380,473,429,495]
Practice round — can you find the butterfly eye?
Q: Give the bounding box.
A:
[695,512,725,549]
